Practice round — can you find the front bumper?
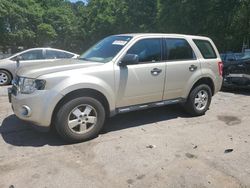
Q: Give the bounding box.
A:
[9,87,63,128]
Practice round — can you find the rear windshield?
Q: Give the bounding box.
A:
[193,39,217,59]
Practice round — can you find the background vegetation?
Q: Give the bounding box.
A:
[0,0,249,54]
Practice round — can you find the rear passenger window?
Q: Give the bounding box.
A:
[165,39,196,61]
[64,52,74,58]
[45,50,70,59]
[193,40,217,59]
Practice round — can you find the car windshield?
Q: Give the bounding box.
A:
[79,35,132,63]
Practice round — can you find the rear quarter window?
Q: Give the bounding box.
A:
[193,39,217,59]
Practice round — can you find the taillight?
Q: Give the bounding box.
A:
[218,62,223,76]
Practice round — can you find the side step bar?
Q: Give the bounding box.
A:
[117,98,184,114]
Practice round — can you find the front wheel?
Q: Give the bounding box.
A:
[55,97,106,143]
[184,84,212,116]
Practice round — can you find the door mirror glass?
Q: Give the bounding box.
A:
[119,54,139,66]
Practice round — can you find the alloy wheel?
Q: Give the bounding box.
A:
[67,104,97,134]
[194,90,208,111]
[0,72,8,85]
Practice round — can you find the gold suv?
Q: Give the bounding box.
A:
[9,34,223,142]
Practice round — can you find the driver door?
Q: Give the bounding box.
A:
[115,38,166,107]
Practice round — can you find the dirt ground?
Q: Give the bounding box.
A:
[0,86,250,188]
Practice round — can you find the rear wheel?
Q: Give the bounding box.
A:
[185,84,212,116]
[55,97,106,143]
[0,70,12,86]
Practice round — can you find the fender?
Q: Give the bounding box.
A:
[58,75,116,114]
[183,72,216,98]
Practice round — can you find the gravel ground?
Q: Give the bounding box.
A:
[0,86,250,188]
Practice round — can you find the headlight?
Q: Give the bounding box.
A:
[18,77,46,94]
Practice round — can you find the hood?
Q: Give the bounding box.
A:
[16,59,103,78]
[0,58,10,63]
[0,55,11,61]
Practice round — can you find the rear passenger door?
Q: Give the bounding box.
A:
[163,38,202,100]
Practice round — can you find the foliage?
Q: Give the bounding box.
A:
[0,0,249,53]
[37,23,57,46]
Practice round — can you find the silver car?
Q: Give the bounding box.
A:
[9,34,223,143]
[0,48,79,86]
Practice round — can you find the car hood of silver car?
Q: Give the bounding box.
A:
[16,59,103,78]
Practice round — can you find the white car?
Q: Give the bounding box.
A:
[0,48,79,86]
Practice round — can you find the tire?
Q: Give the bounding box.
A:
[0,70,12,86]
[184,84,212,116]
[55,97,106,143]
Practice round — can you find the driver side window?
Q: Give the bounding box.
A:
[127,38,162,63]
[13,50,44,61]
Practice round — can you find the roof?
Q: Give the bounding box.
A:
[116,33,210,40]
[21,47,77,55]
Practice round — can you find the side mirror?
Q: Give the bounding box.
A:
[15,55,22,68]
[119,54,139,66]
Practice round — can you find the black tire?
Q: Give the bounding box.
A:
[55,97,106,143]
[0,70,12,86]
[184,84,212,116]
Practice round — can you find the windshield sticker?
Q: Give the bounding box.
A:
[112,40,128,46]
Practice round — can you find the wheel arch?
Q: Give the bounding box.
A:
[51,88,110,126]
[189,77,215,96]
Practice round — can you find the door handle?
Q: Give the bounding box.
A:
[189,65,198,72]
[151,68,162,76]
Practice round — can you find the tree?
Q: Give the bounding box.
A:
[0,0,249,53]
[0,0,43,51]
[37,23,57,46]
[157,0,242,52]
[84,0,158,48]
[231,0,250,51]
[43,5,78,50]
